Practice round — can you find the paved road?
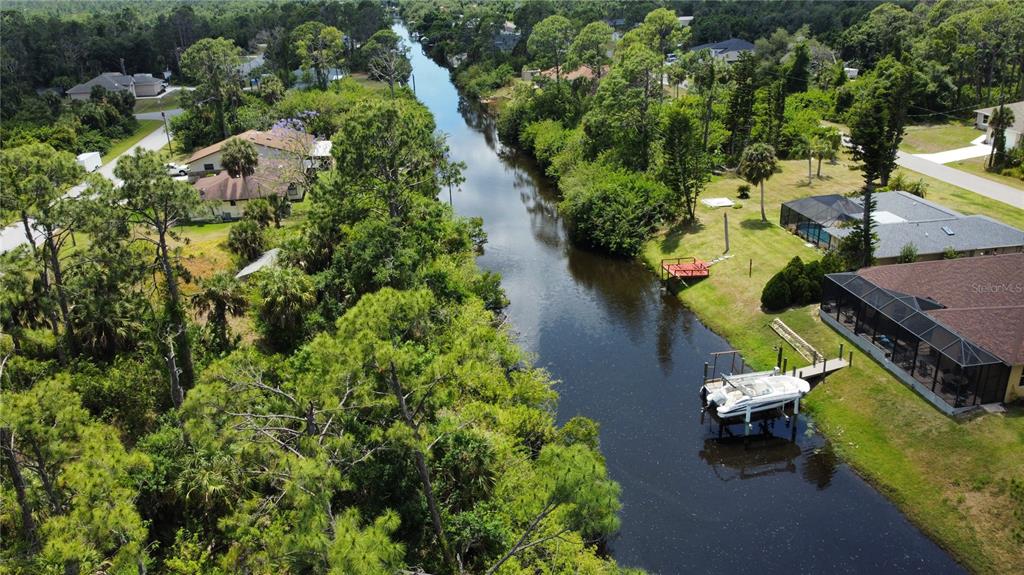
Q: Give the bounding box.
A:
[99,119,177,185]
[896,151,1024,209]
[135,107,184,121]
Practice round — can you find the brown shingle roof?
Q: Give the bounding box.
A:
[858,253,1024,364]
[193,165,292,202]
[187,128,315,164]
[927,307,1024,366]
[858,253,1024,309]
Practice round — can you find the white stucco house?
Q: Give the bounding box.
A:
[974,101,1024,150]
[191,163,303,221]
[185,128,332,178]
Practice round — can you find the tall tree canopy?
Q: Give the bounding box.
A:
[292,21,346,90]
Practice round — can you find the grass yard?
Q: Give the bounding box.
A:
[132,90,182,114]
[945,155,1024,192]
[643,157,1024,574]
[101,120,162,163]
[900,123,979,154]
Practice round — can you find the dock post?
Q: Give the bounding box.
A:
[782,358,788,373]
[703,362,709,381]
[813,352,818,367]
[730,353,736,375]
[776,347,783,368]
[823,357,828,373]
[839,343,844,359]
[849,351,853,366]
[792,366,796,377]
[794,396,800,415]
[745,406,751,436]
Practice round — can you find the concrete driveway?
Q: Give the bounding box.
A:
[896,152,1024,209]
[915,144,992,164]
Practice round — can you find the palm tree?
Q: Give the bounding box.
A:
[221,137,259,178]
[738,143,778,223]
[191,272,248,353]
[252,266,315,352]
[987,105,1016,169]
[812,135,833,178]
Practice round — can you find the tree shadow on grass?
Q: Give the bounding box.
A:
[659,219,706,254]
[739,218,775,231]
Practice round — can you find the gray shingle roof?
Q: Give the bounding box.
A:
[826,215,1024,259]
[691,38,755,53]
[853,191,961,223]
[66,72,133,95]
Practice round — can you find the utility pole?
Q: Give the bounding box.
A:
[161,111,172,150]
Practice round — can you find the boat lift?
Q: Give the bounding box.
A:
[700,347,852,439]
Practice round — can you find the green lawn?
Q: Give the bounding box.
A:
[101,120,163,163]
[132,90,182,114]
[900,123,979,154]
[643,157,1024,574]
[945,155,1024,192]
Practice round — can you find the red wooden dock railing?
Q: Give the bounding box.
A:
[661,257,710,281]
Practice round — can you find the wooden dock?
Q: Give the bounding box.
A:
[660,257,709,281]
[790,357,848,379]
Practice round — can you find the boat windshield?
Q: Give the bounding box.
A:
[738,382,773,397]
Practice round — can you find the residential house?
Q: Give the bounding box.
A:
[689,38,755,63]
[66,72,164,100]
[493,21,520,53]
[192,163,302,221]
[974,101,1024,150]
[536,64,608,82]
[780,191,1024,263]
[821,253,1024,413]
[185,128,332,179]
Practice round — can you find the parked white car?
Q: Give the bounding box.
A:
[165,163,188,176]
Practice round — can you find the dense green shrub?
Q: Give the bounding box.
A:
[458,62,515,98]
[559,163,673,256]
[520,120,569,170]
[761,255,841,311]
[761,272,792,311]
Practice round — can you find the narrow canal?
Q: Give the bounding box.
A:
[398,25,962,574]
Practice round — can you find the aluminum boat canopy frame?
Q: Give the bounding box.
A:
[702,369,811,419]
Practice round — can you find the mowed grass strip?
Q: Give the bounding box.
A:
[900,123,979,154]
[643,156,1024,574]
[132,90,182,114]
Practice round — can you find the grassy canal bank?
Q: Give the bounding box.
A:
[643,156,1024,574]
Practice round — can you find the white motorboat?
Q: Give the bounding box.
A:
[702,370,810,419]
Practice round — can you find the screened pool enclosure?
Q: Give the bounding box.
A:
[821,273,1010,408]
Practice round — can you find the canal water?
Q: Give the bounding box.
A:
[398,26,962,574]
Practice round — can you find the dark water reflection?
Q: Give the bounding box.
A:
[398,25,963,574]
